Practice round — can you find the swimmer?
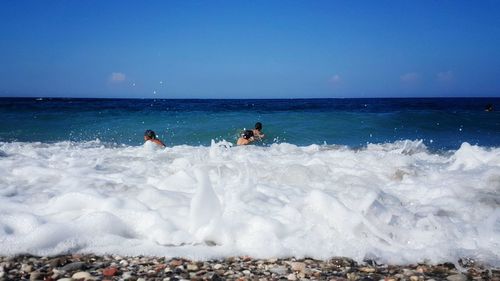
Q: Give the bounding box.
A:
[252,122,265,140]
[144,129,166,147]
[237,130,254,146]
[485,104,494,112]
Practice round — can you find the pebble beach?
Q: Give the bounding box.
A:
[1,255,498,281]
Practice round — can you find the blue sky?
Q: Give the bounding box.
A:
[1,1,499,98]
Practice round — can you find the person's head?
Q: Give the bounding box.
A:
[242,130,254,139]
[255,122,262,131]
[144,129,157,141]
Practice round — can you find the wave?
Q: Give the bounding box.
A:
[0,140,499,265]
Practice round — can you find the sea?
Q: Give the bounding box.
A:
[0,97,499,265]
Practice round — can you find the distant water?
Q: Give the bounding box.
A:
[1,97,500,264]
[1,97,499,150]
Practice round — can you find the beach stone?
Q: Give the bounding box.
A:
[72,271,93,280]
[242,270,251,275]
[447,274,467,281]
[410,276,419,281]
[359,266,375,273]
[287,273,297,280]
[52,269,63,279]
[49,257,66,268]
[57,279,74,281]
[137,278,146,281]
[346,272,358,280]
[122,271,133,280]
[170,259,183,267]
[290,262,306,272]
[62,262,86,272]
[211,273,223,281]
[102,267,118,276]
[270,265,288,275]
[186,263,198,271]
[403,268,415,276]
[213,264,223,270]
[394,274,405,279]
[21,263,33,272]
[416,265,429,273]
[29,271,42,281]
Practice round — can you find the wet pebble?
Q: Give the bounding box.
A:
[290,261,306,272]
[72,271,93,280]
[447,274,467,281]
[61,261,86,271]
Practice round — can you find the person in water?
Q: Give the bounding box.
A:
[253,122,265,140]
[485,104,494,112]
[237,130,254,146]
[144,129,166,147]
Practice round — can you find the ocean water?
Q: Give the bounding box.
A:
[0,98,499,265]
[1,98,499,149]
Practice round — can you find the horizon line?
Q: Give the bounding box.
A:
[1,96,500,100]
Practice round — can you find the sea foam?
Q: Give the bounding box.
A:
[0,140,499,265]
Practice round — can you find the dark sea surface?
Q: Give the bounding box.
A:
[0,97,499,150]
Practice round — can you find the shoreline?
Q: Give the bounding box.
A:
[1,255,498,281]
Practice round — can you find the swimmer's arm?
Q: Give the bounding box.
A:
[254,133,265,140]
[154,139,166,147]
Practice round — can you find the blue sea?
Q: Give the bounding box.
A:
[0,97,499,150]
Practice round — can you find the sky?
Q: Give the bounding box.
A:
[1,0,500,99]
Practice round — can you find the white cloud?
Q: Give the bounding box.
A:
[329,74,342,85]
[436,70,454,82]
[109,72,126,83]
[400,72,420,83]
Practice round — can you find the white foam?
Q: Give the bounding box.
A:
[0,140,499,264]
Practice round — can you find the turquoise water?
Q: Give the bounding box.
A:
[1,97,499,150]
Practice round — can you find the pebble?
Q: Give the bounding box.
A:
[62,261,86,271]
[270,265,288,275]
[213,263,223,270]
[57,278,74,281]
[71,271,93,280]
[290,261,306,272]
[403,268,415,276]
[287,273,297,280]
[29,271,42,281]
[447,274,467,281]
[102,267,118,276]
[186,263,199,271]
[170,259,183,267]
[122,271,133,280]
[21,263,33,272]
[359,266,375,273]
